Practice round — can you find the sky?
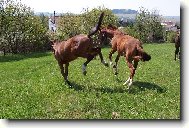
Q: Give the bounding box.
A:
[20,0,180,16]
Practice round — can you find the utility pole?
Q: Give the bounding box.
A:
[53,11,55,24]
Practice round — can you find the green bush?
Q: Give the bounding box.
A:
[133,7,164,43]
[52,7,119,41]
[123,27,139,39]
[0,0,49,54]
[166,31,177,43]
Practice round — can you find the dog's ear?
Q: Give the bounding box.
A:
[50,39,57,45]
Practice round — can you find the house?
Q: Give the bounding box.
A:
[48,11,62,32]
[49,17,56,32]
[161,21,178,32]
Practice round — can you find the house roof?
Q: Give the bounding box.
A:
[161,21,175,26]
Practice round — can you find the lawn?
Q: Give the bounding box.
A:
[0,43,180,119]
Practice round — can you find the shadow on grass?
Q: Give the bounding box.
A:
[0,52,52,62]
[128,81,167,94]
[67,81,85,91]
[93,86,125,93]
[67,81,125,93]
[67,80,166,94]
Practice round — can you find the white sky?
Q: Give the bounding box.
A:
[20,0,180,16]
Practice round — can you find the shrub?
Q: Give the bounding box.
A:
[133,7,164,43]
[166,31,177,43]
[0,0,49,54]
[53,7,119,41]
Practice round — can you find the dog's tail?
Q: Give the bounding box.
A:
[87,12,104,38]
[136,44,151,61]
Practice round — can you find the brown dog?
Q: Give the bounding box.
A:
[52,12,108,85]
[100,25,151,89]
[100,25,125,65]
[174,31,180,61]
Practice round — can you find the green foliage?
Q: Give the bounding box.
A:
[166,31,177,43]
[133,7,164,43]
[123,26,139,39]
[39,13,49,29]
[0,0,49,54]
[0,43,180,119]
[52,7,118,41]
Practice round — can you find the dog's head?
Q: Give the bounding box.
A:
[50,39,59,54]
[142,52,151,61]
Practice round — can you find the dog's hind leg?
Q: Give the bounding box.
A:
[113,54,120,75]
[123,59,135,89]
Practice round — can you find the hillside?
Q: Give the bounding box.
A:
[35,9,180,23]
[112,9,137,14]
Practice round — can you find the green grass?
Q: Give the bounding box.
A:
[0,43,180,119]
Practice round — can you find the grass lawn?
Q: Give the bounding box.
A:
[0,43,180,119]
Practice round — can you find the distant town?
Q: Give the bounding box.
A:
[35,8,180,23]
[41,8,180,33]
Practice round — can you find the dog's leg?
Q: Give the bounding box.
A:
[124,59,135,89]
[58,61,64,76]
[64,63,70,85]
[175,47,179,61]
[113,54,120,75]
[58,61,66,82]
[123,77,133,89]
[82,55,95,75]
[123,77,130,85]
[58,61,70,85]
[109,49,116,66]
[98,51,108,67]
[82,64,87,75]
[127,78,133,89]
[133,56,142,61]
[133,60,138,72]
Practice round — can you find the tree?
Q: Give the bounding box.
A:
[0,0,49,54]
[52,6,118,41]
[133,7,164,43]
